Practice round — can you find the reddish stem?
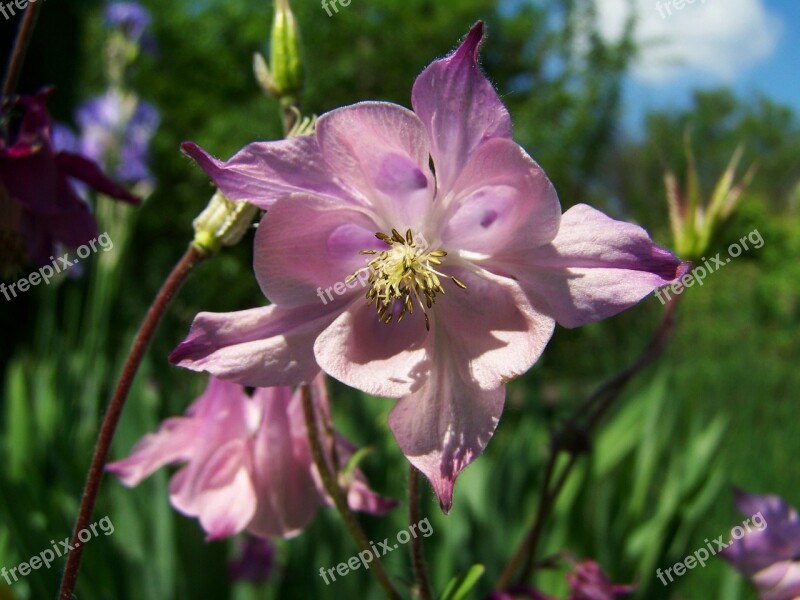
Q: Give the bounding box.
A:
[58,245,206,600]
[2,0,43,99]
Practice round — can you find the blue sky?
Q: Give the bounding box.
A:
[595,0,800,132]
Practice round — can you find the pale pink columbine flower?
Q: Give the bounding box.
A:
[107,376,395,539]
[171,23,686,511]
[722,489,800,600]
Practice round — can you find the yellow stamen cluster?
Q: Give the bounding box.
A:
[346,228,466,330]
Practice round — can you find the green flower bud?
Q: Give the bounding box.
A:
[192,190,259,256]
[268,0,303,101]
[664,132,756,260]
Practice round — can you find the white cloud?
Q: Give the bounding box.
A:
[595,0,783,84]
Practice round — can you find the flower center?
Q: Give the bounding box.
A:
[346,228,466,330]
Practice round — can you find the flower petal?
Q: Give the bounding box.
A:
[254,193,384,307]
[733,489,799,524]
[106,417,199,486]
[388,364,504,513]
[107,377,243,486]
[752,561,800,600]
[56,151,140,204]
[435,266,555,389]
[511,204,687,328]
[316,102,434,226]
[181,137,352,209]
[246,386,320,539]
[438,138,561,255]
[411,22,512,195]
[314,299,431,397]
[169,438,257,540]
[170,303,338,387]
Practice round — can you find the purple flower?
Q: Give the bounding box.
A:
[105,2,152,44]
[565,561,634,600]
[489,561,632,600]
[0,88,139,268]
[107,375,396,540]
[171,23,686,511]
[722,490,800,600]
[228,536,276,585]
[75,89,159,185]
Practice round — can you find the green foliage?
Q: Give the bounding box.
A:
[1,1,798,599]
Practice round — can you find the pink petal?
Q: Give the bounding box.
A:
[341,447,400,516]
[106,417,200,486]
[107,377,247,486]
[316,102,434,225]
[254,193,384,307]
[314,299,432,397]
[753,561,800,600]
[170,303,338,387]
[298,376,398,515]
[512,204,687,328]
[388,364,505,513]
[411,22,512,195]
[181,137,353,210]
[246,386,320,539]
[169,438,258,540]
[435,267,555,389]
[438,138,561,255]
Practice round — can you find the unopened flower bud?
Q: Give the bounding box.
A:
[664,132,756,260]
[192,190,259,255]
[267,0,303,102]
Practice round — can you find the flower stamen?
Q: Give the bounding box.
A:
[345,228,465,330]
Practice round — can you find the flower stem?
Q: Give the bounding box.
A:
[495,295,682,591]
[58,244,207,600]
[2,0,43,99]
[408,465,433,600]
[300,384,401,600]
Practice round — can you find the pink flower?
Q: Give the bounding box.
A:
[107,376,395,539]
[171,23,686,511]
[722,489,800,600]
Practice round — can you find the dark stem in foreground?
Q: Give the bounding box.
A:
[495,295,682,591]
[409,466,433,600]
[2,0,43,100]
[300,384,401,600]
[58,245,206,600]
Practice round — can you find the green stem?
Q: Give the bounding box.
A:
[408,466,433,600]
[300,384,401,600]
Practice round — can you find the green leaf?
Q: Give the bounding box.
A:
[439,564,485,600]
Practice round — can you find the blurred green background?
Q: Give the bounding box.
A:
[0,0,798,598]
